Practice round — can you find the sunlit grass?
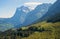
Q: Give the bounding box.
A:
[0,21,60,39]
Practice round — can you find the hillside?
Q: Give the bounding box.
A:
[0,21,60,39]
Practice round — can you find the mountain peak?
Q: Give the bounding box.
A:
[17,6,30,13]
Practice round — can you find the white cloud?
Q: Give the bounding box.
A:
[24,2,42,10]
[24,2,42,5]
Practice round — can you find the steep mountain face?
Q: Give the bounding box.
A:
[19,3,51,26]
[9,6,30,25]
[38,0,60,22]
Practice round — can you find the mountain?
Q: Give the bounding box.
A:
[10,6,30,25]
[37,0,60,22]
[18,3,51,27]
[0,6,30,31]
[0,3,52,30]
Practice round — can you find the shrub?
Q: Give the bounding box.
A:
[28,26,38,31]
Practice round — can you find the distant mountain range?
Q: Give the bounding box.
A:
[0,0,60,31]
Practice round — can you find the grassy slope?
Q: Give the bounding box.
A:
[0,21,60,39]
[21,22,60,39]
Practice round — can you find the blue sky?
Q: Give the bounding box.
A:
[0,0,57,18]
